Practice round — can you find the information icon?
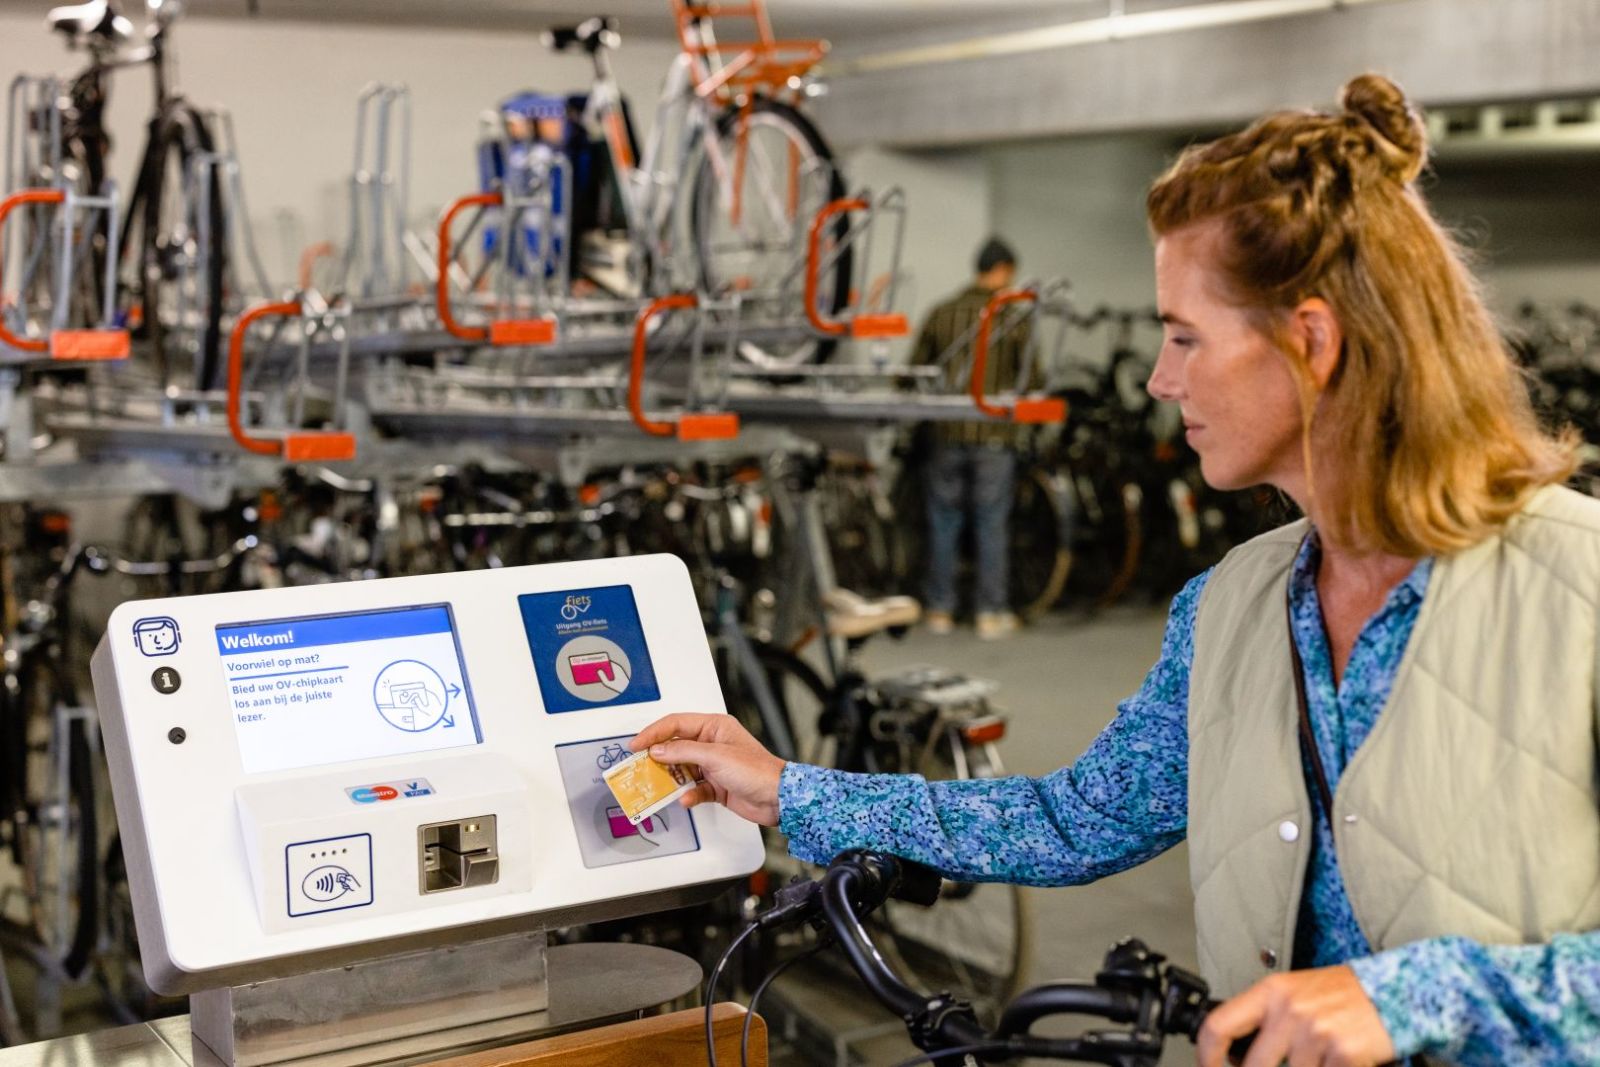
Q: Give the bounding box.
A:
[372,660,456,732]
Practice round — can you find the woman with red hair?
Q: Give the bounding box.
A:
[635,74,1600,1065]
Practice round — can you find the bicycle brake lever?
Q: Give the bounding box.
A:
[754,876,821,929]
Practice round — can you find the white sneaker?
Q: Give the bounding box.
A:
[975,611,1019,640]
[925,610,955,635]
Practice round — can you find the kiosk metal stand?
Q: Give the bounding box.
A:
[189,931,549,1067]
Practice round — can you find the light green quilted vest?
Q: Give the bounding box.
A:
[1188,485,1600,1000]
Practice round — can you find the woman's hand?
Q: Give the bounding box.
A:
[629,713,786,827]
[1198,965,1396,1067]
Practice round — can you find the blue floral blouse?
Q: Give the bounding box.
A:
[778,534,1600,1064]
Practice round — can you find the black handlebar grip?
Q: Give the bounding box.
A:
[543,25,580,52]
[889,857,943,907]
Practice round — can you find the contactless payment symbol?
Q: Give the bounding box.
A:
[302,865,360,902]
[132,616,181,657]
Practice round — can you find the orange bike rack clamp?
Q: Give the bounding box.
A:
[0,188,130,360]
[973,288,1066,424]
[436,191,558,348]
[804,197,909,341]
[629,294,740,442]
[227,300,356,462]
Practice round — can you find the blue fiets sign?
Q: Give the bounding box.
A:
[519,585,661,714]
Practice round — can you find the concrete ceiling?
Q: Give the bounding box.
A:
[2,0,1207,42]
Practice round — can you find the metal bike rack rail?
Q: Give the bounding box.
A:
[0,186,130,361]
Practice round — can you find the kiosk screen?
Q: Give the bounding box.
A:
[217,604,481,774]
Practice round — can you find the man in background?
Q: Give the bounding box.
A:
[910,238,1036,639]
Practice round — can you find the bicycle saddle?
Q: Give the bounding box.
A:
[822,588,922,640]
[47,0,132,43]
[542,16,620,54]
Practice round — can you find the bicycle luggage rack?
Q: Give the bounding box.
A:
[671,0,828,105]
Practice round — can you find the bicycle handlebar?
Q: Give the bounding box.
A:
[759,850,1238,1065]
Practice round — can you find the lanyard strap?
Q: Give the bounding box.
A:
[1286,576,1426,1066]
[1287,592,1336,822]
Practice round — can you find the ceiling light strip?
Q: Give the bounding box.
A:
[829,0,1400,76]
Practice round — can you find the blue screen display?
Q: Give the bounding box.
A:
[217,604,481,774]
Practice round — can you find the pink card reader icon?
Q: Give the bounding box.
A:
[569,651,629,693]
[606,806,663,841]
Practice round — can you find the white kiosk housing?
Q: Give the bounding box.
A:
[91,554,764,1063]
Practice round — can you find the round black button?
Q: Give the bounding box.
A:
[151,666,182,694]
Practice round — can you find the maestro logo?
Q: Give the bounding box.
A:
[349,785,400,804]
[345,778,434,805]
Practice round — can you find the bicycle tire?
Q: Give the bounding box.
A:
[883,458,1069,618]
[721,637,829,764]
[1098,480,1144,608]
[1009,464,1072,622]
[819,465,899,598]
[124,103,227,390]
[689,96,849,369]
[11,655,98,981]
[95,833,184,1023]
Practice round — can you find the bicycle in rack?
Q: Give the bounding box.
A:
[531,4,854,367]
[0,515,113,1043]
[23,0,228,387]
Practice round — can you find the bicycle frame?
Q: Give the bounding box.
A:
[583,52,719,280]
[580,40,822,296]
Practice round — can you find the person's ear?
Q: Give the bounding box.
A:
[1293,298,1343,391]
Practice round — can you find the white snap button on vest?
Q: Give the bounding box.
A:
[1278,820,1300,842]
[1343,813,1359,824]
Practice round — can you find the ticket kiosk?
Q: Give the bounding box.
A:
[90,554,765,1064]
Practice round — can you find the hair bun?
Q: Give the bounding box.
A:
[1339,73,1428,183]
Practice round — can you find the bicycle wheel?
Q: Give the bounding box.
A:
[6,657,97,981]
[818,464,899,598]
[721,637,828,767]
[1009,463,1072,622]
[690,97,849,369]
[96,834,180,1023]
[123,104,227,390]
